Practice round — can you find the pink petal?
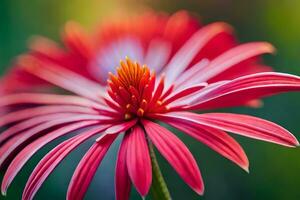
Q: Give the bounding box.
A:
[0,105,97,127]
[165,120,249,171]
[162,83,207,105]
[63,21,95,59]
[18,55,104,101]
[67,134,117,200]
[115,134,131,200]
[154,112,299,147]
[22,125,109,200]
[126,125,152,196]
[104,119,138,134]
[0,93,104,109]
[164,22,232,86]
[174,59,209,90]
[1,121,98,195]
[0,114,108,169]
[142,120,204,195]
[192,42,275,82]
[0,113,75,144]
[188,72,300,110]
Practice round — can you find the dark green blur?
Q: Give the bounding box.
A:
[1,0,300,199]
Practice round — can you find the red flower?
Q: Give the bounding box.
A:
[1,11,299,200]
[2,10,272,93]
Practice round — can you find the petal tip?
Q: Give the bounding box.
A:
[240,160,250,173]
[264,42,276,54]
[293,141,300,148]
[1,189,7,196]
[195,186,204,196]
[243,166,250,173]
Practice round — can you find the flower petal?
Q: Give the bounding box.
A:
[115,134,131,200]
[162,83,207,105]
[142,120,204,195]
[126,125,152,196]
[192,42,275,82]
[1,121,98,195]
[0,105,97,128]
[164,22,232,86]
[0,114,108,168]
[154,112,299,147]
[104,119,138,134]
[165,120,249,171]
[18,55,105,101]
[188,72,300,110]
[63,21,95,59]
[22,125,108,200]
[67,134,117,200]
[0,113,75,144]
[0,93,104,109]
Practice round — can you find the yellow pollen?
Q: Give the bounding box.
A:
[141,99,147,109]
[125,113,132,120]
[126,104,131,110]
[137,108,144,117]
[156,100,162,106]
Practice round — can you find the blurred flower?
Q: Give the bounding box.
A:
[2,10,272,93]
[0,10,300,200]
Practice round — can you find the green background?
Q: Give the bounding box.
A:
[1,0,300,199]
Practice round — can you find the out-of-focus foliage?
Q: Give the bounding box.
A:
[1,0,300,199]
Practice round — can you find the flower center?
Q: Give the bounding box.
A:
[107,57,167,120]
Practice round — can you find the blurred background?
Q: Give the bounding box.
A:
[1,0,300,199]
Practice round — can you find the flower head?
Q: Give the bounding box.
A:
[0,10,300,200]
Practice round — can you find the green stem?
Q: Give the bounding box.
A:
[148,141,172,200]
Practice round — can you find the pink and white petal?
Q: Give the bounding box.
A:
[0,113,75,144]
[154,112,299,147]
[0,105,97,127]
[18,55,105,101]
[163,22,232,86]
[191,42,275,82]
[67,134,117,200]
[187,72,300,110]
[0,114,108,168]
[174,59,210,91]
[115,134,131,200]
[142,120,204,195]
[162,83,207,105]
[22,125,109,200]
[1,121,98,195]
[105,119,138,134]
[126,125,152,196]
[165,120,249,171]
[0,93,104,109]
[144,38,171,73]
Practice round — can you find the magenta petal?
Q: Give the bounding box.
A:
[0,93,103,108]
[188,72,300,110]
[0,114,107,168]
[1,121,98,195]
[126,125,152,196]
[67,134,117,200]
[198,113,299,147]
[105,119,138,134]
[155,112,299,147]
[164,22,232,85]
[0,105,97,128]
[115,134,131,200]
[22,125,108,200]
[194,42,275,82]
[142,120,204,195]
[165,120,249,171]
[18,55,105,101]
